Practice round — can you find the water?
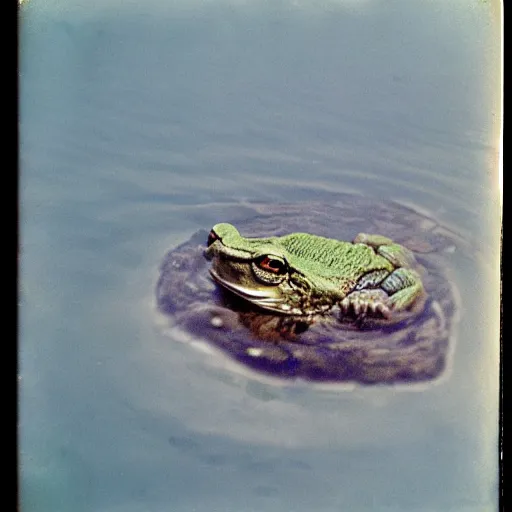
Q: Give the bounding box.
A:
[19,1,501,511]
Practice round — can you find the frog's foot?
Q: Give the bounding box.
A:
[339,289,391,319]
[380,268,424,312]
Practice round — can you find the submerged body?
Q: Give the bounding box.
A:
[205,223,425,320]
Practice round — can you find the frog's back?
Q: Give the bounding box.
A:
[280,232,391,277]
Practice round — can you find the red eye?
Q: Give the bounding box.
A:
[207,230,219,247]
[256,256,286,274]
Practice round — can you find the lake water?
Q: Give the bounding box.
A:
[19,1,501,511]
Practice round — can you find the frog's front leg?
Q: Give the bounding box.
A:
[339,289,392,319]
[354,233,424,312]
[339,268,423,320]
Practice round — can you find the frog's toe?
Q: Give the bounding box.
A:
[340,296,364,315]
[371,301,391,318]
[340,297,352,313]
[353,299,365,315]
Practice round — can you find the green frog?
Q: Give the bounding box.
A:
[204,223,425,320]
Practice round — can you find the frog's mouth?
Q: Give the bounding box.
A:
[209,268,286,312]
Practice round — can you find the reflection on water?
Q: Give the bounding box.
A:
[19,1,501,511]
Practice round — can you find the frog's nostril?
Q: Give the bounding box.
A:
[207,230,219,247]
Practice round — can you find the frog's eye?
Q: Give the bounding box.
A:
[254,255,287,275]
[207,230,219,247]
[251,255,288,285]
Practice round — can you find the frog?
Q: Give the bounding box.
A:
[204,223,425,321]
[158,199,459,383]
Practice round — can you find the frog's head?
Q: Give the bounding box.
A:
[204,223,307,314]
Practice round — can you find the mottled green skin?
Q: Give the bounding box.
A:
[204,223,424,318]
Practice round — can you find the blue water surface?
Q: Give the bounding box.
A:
[19,1,501,511]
